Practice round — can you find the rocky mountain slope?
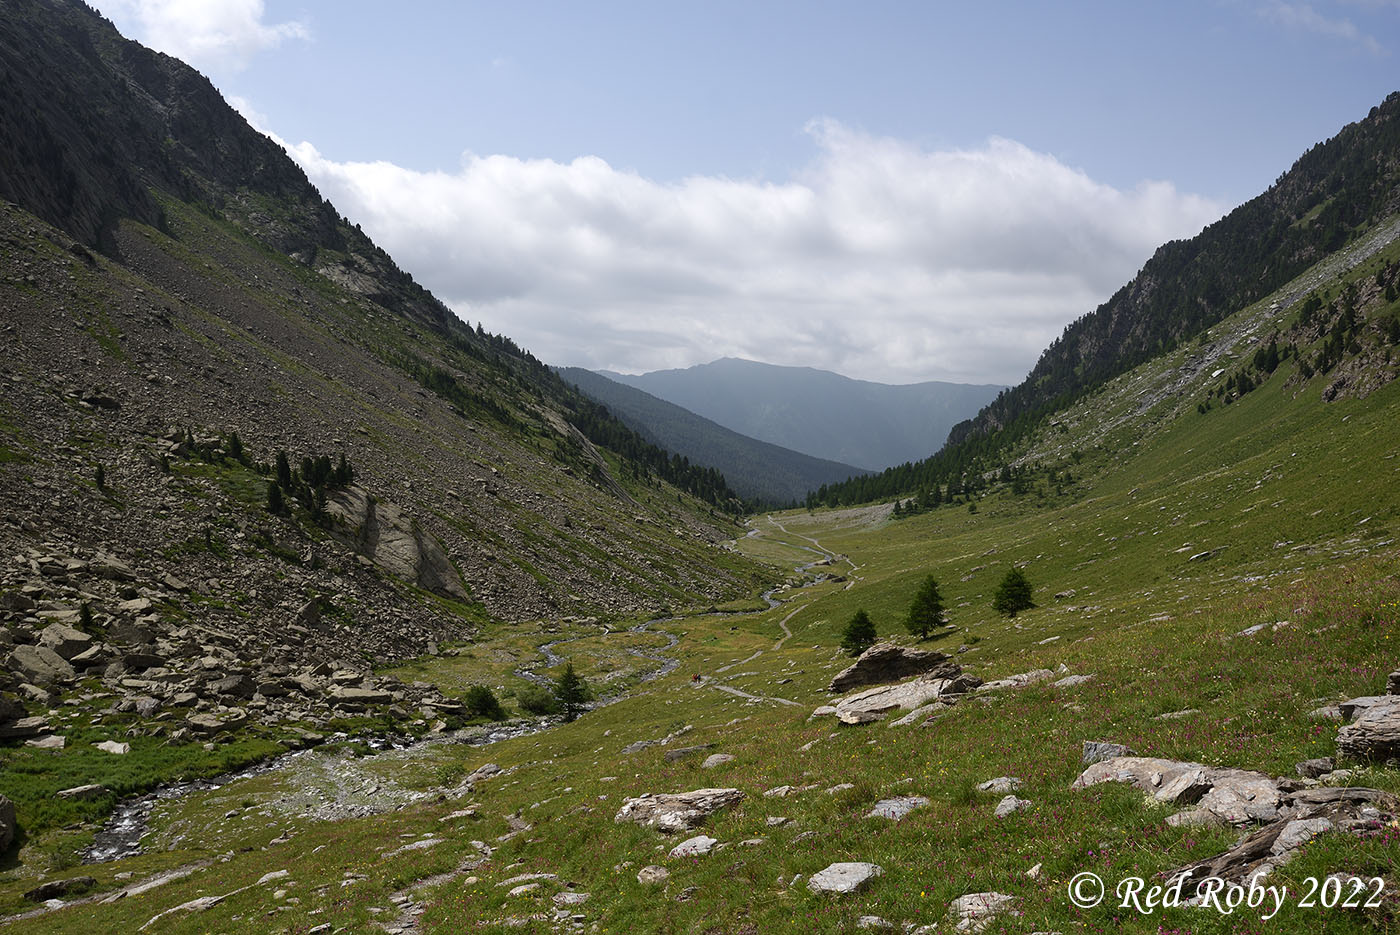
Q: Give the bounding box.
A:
[556,367,867,504]
[0,0,768,743]
[602,358,1003,471]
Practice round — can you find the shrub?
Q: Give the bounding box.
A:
[463,685,506,721]
[516,685,561,716]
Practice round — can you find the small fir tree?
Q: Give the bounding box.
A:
[840,609,877,656]
[464,685,505,721]
[94,464,105,489]
[555,662,589,722]
[266,481,286,516]
[992,567,1035,617]
[904,574,946,639]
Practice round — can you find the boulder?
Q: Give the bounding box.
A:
[0,716,47,740]
[7,645,75,683]
[38,624,93,660]
[668,835,718,858]
[614,788,745,833]
[56,784,107,800]
[1337,697,1400,761]
[23,876,95,902]
[701,754,734,769]
[1072,756,1281,825]
[1295,757,1335,779]
[994,795,1032,818]
[866,796,928,821]
[977,777,1022,794]
[96,740,130,754]
[1388,671,1400,695]
[637,865,669,885]
[948,892,1016,933]
[1082,740,1136,764]
[833,673,978,724]
[807,862,883,895]
[828,644,958,693]
[326,487,469,599]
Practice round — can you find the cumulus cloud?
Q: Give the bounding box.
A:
[93,0,308,73]
[279,121,1223,385]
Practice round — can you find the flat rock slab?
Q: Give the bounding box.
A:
[807,862,883,895]
[1081,740,1135,764]
[701,753,734,769]
[977,669,1054,692]
[668,834,718,858]
[866,795,929,821]
[833,674,977,724]
[977,777,1022,794]
[614,788,745,833]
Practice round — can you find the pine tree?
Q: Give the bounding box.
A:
[905,575,946,639]
[94,464,105,489]
[228,431,245,464]
[555,662,589,722]
[840,609,877,656]
[275,450,292,489]
[266,480,286,516]
[992,567,1035,617]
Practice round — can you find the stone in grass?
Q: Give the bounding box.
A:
[948,892,1017,932]
[994,795,1032,818]
[614,788,744,833]
[1081,740,1135,765]
[668,835,718,859]
[807,862,883,895]
[637,865,670,885]
[95,740,130,755]
[977,777,1021,794]
[866,795,929,821]
[701,753,734,769]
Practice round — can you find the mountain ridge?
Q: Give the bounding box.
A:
[601,357,1003,471]
[557,366,868,504]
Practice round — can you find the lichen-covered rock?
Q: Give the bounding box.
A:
[807,862,883,895]
[614,788,745,833]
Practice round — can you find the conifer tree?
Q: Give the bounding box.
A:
[555,662,589,722]
[905,574,946,639]
[992,567,1035,617]
[841,609,877,656]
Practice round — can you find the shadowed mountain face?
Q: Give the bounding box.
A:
[601,358,1004,471]
[557,367,868,504]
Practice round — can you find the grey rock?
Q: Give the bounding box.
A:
[1082,740,1136,765]
[208,674,255,699]
[7,644,75,683]
[1337,697,1400,761]
[948,892,1016,933]
[977,777,1022,794]
[866,795,929,821]
[38,623,93,660]
[1388,671,1400,695]
[663,743,715,762]
[806,862,883,895]
[56,783,107,800]
[326,487,468,600]
[994,795,1032,818]
[833,672,978,724]
[636,865,669,885]
[23,875,95,902]
[1295,757,1335,779]
[1072,756,1282,825]
[700,754,734,769]
[614,788,745,833]
[1270,817,1332,856]
[1053,673,1094,689]
[978,669,1054,692]
[828,644,958,693]
[668,834,718,858]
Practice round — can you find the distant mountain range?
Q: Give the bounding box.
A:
[599,358,1004,471]
[555,368,867,504]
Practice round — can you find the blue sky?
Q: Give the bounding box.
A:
[92,1,1400,384]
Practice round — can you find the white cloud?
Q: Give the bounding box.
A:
[92,0,308,74]
[278,122,1223,386]
[1259,2,1385,54]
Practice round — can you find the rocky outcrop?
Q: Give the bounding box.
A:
[613,788,745,833]
[818,658,981,725]
[1337,696,1400,761]
[947,892,1016,933]
[828,644,959,693]
[1073,756,1283,825]
[1168,786,1398,885]
[326,487,468,600]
